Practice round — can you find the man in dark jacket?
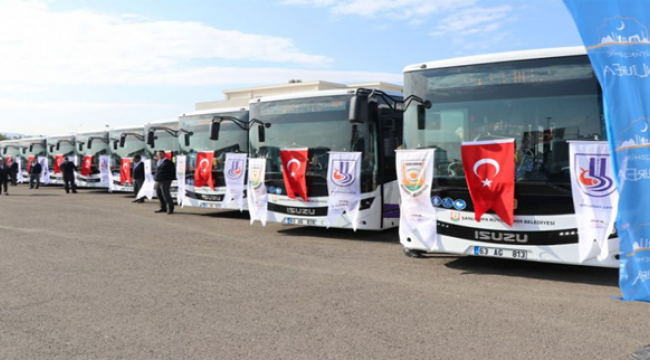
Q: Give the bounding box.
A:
[0,160,9,195]
[60,156,78,194]
[9,159,18,186]
[29,158,42,189]
[132,154,145,203]
[154,151,176,214]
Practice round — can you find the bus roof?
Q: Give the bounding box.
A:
[250,88,402,104]
[181,106,248,117]
[109,125,144,133]
[403,46,587,73]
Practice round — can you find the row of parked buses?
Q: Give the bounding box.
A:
[0,47,618,268]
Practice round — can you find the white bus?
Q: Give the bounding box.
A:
[179,107,249,209]
[46,134,77,185]
[75,129,110,188]
[0,139,24,174]
[19,137,47,180]
[401,47,618,267]
[144,119,182,197]
[248,88,403,230]
[110,126,146,193]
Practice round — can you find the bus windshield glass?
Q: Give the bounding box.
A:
[76,132,108,157]
[403,55,604,184]
[250,95,371,176]
[111,130,144,160]
[180,111,248,171]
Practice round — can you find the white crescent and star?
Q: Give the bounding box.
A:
[473,158,500,187]
[642,122,649,133]
[199,159,210,174]
[287,159,300,177]
[616,21,625,31]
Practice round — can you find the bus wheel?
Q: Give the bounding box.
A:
[403,247,426,258]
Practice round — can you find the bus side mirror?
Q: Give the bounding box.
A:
[417,104,426,130]
[88,139,93,149]
[56,142,60,151]
[258,125,266,143]
[79,143,84,152]
[49,145,54,152]
[113,141,118,151]
[2,148,6,155]
[184,133,191,147]
[349,95,368,123]
[146,131,155,147]
[210,122,220,141]
[119,136,126,148]
[29,144,33,152]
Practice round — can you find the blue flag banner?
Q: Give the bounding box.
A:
[564,0,650,301]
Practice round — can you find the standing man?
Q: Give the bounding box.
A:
[154,151,176,214]
[132,154,145,203]
[0,160,9,196]
[60,156,78,194]
[29,157,42,189]
[9,158,18,186]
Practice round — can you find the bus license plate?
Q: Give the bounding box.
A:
[474,246,528,260]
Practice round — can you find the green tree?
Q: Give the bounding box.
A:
[0,133,8,141]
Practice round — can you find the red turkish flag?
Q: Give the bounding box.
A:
[194,152,214,190]
[81,156,93,176]
[165,151,172,161]
[280,148,308,200]
[461,139,515,227]
[27,156,34,173]
[120,158,132,185]
[54,154,64,174]
[5,157,11,166]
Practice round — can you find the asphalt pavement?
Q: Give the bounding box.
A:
[0,185,647,360]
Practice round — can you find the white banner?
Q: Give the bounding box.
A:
[136,159,156,200]
[176,155,187,208]
[223,153,247,211]
[396,149,438,250]
[569,141,619,263]
[38,156,50,184]
[70,155,78,183]
[99,155,111,188]
[247,158,268,226]
[16,158,23,183]
[326,152,362,231]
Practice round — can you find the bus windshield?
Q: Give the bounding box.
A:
[250,95,372,176]
[403,55,604,184]
[111,130,144,160]
[179,110,249,169]
[76,132,108,157]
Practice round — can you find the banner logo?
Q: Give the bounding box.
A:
[400,160,426,193]
[597,16,650,47]
[574,154,615,197]
[250,165,263,189]
[227,159,244,180]
[331,160,355,187]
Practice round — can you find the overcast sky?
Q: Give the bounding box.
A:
[0,0,583,135]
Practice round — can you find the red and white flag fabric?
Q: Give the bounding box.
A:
[27,156,34,173]
[54,154,64,174]
[5,157,11,167]
[81,156,93,176]
[280,148,308,200]
[461,139,515,227]
[120,158,132,185]
[165,151,172,161]
[194,151,214,190]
